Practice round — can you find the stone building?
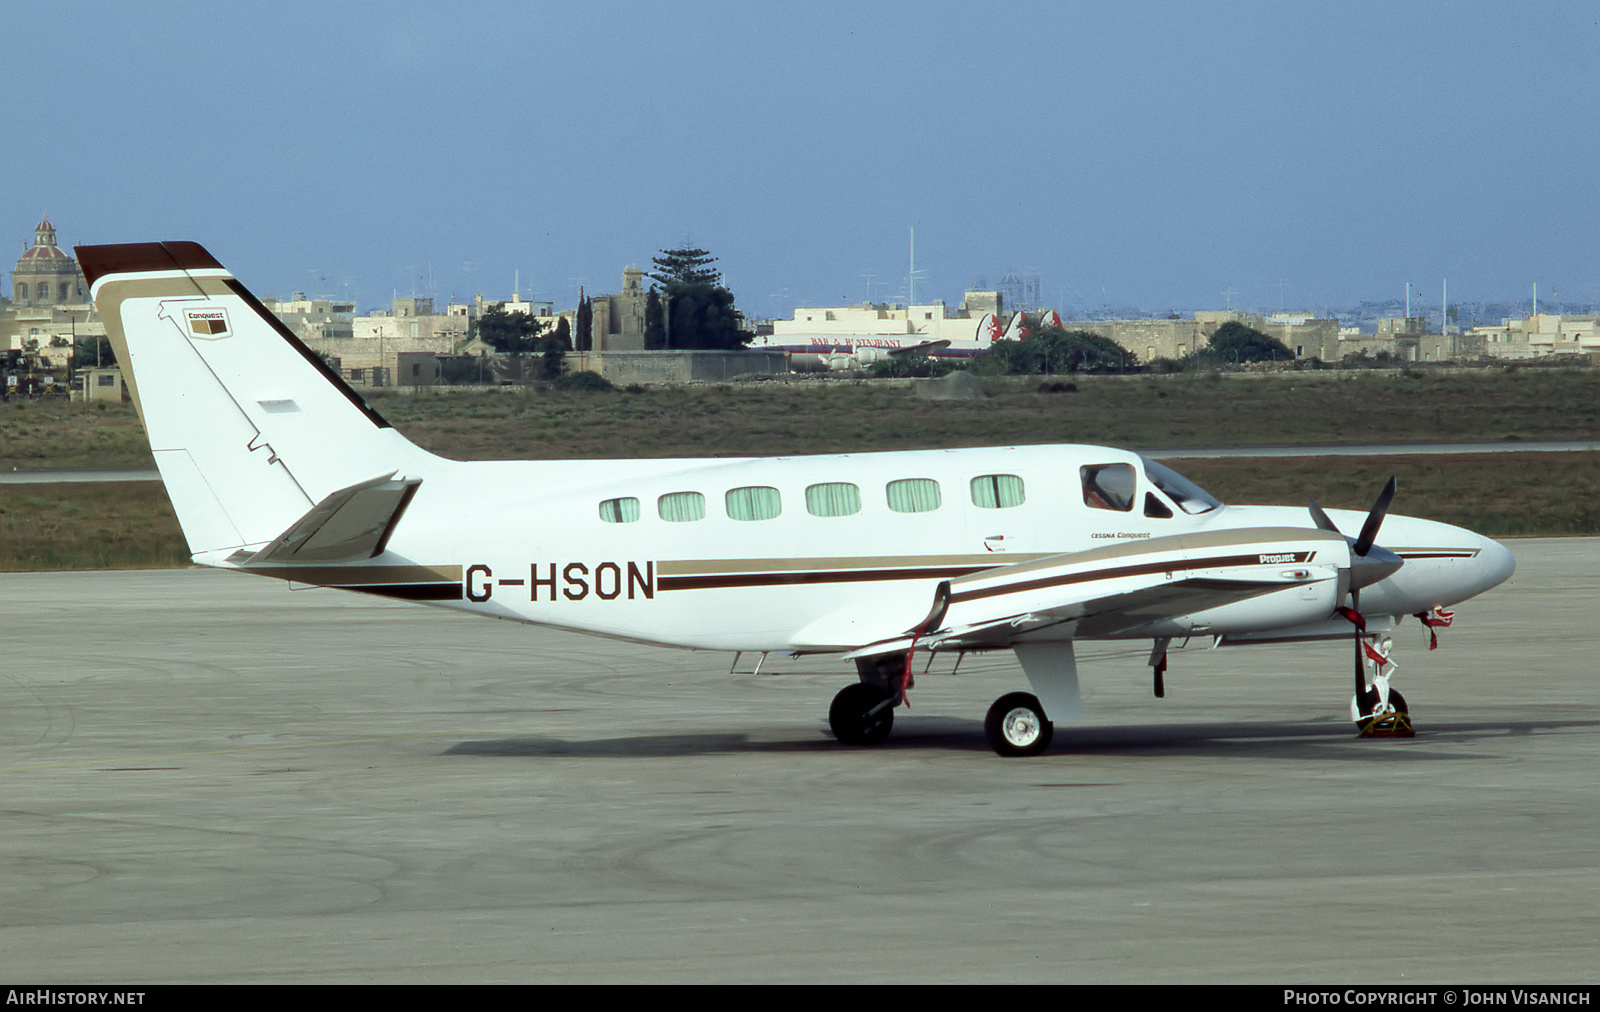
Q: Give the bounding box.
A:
[11,217,85,308]
[1463,313,1600,360]
[313,296,474,387]
[2,217,104,357]
[1062,311,1340,363]
[589,266,648,351]
[262,293,356,342]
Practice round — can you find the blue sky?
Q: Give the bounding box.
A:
[5,1,1597,319]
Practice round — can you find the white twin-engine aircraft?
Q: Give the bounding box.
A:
[80,242,1516,756]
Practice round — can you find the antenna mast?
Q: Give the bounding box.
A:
[909,227,915,309]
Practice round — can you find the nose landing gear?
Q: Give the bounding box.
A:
[1350,636,1414,738]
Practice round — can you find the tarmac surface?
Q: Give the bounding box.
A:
[2,538,1597,983]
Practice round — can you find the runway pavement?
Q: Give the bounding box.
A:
[2,539,1596,983]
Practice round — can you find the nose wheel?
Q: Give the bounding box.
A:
[984,692,1054,757]
[1352,684,1412,737]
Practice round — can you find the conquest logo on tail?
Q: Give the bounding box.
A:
[183,307,232,340]
[158,300,235,341]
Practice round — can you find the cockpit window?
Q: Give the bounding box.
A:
[1081,463,1137,512]
[1140,458,1223,515]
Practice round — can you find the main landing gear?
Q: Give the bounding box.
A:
[829,652,1058,757]
[984,692,1053,757]
[828,653,904,745]
[828,682,896,745]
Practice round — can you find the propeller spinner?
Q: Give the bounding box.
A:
[1309,476,1404,591]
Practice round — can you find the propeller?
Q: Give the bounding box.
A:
[1308,477,1403,708]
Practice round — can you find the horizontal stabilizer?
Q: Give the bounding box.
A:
[244,473,420,565]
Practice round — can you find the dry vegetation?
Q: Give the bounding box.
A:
[1,368,1596,570]
[368,369,1600,460]
[0,483,188,571]
[1174,452,1600,537]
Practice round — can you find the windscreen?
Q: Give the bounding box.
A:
[1140,458,1223,515]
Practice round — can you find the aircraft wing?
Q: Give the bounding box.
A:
[238,472,421,565]
[842,527,1349,659]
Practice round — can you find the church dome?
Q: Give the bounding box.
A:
[19,244,72,263]
[16,216,75,270]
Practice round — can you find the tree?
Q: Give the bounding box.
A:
[985,326,1129,374]
[647,247,721,287]
[535,327,571,381]
[646,245,750,350]
[663,281,750,350]
[74,335,117,368]
[475,303,544,381]
[1204,321,1293,364]
[870,351,958,378]
[644,287,665,350]
[575,291,593,352]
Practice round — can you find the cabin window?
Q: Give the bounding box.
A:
[726,486,781,521]
[1081,463,1136,512]
[886,478,941,513]
[970,474,1025,509]
[599,497,640,523]
[806,482,861,517]
[658,491,706,522]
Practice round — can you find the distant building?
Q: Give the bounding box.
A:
[11,217,86,308]
[486,291,566,343]
[589,267,648,351]
[263,292,355,342]
[760,292,1004,352]
[314,296,474,386]
[78,366,129,403]
[1062,311,1340,363]
[351,297,472,344]
[1463,313,1600,360]
[1,217,105,358]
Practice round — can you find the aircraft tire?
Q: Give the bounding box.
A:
[1352,687,1408,728]
[829,682,895,745]
[985,692,1054,757]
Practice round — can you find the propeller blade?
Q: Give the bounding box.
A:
[1352,476,1398,557]
[1352,588,1365,701]
[1307,495,1341,535]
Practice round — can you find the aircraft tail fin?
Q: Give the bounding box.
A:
[78,242,433,560]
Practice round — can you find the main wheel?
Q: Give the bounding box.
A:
[829,682,895,745]
[984,692,1054,757]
